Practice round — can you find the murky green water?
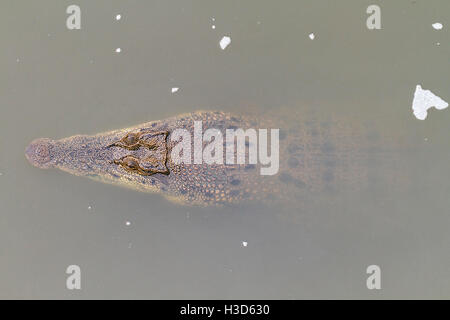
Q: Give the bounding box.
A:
[1,0,449,299]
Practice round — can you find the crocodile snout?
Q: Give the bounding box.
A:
[25,138,56,169]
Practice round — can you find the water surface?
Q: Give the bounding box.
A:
[1,0,450,298]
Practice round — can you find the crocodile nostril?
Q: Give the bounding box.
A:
[25,138,55,169]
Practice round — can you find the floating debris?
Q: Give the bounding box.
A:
[115,48,121,53]
[219,36,231,50]
[242,241,248,247]
[308,33,315,40]
[412,85,448,120]
[432,22,443,30]
[125,221,131,226]
[116,14,122,21]
[171,87,179,93]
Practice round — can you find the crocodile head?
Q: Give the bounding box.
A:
[25,129,171,192]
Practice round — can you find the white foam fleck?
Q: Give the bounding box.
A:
[125,221,131,226]
[219,36,231,50]
[432,22,443,30]
[212,25,216,29]
[309,33,315,40]
[116,14,122,21]
[171,87,179,93]
[88,205,92,210]
[412,85,448,120]
[115,48,121,53]
[242,241,248,247]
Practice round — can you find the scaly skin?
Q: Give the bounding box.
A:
[25,110,401,206]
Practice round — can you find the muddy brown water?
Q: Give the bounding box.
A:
[1,0,450,298]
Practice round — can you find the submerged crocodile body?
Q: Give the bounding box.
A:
[25,110,401,206]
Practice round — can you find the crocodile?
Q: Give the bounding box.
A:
[25,110,403,206]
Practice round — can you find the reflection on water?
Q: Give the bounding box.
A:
[1,0,450,298]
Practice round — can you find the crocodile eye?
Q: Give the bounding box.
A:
[109,132,141,150]
[122,157,139,169]
[124,133,138,145]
